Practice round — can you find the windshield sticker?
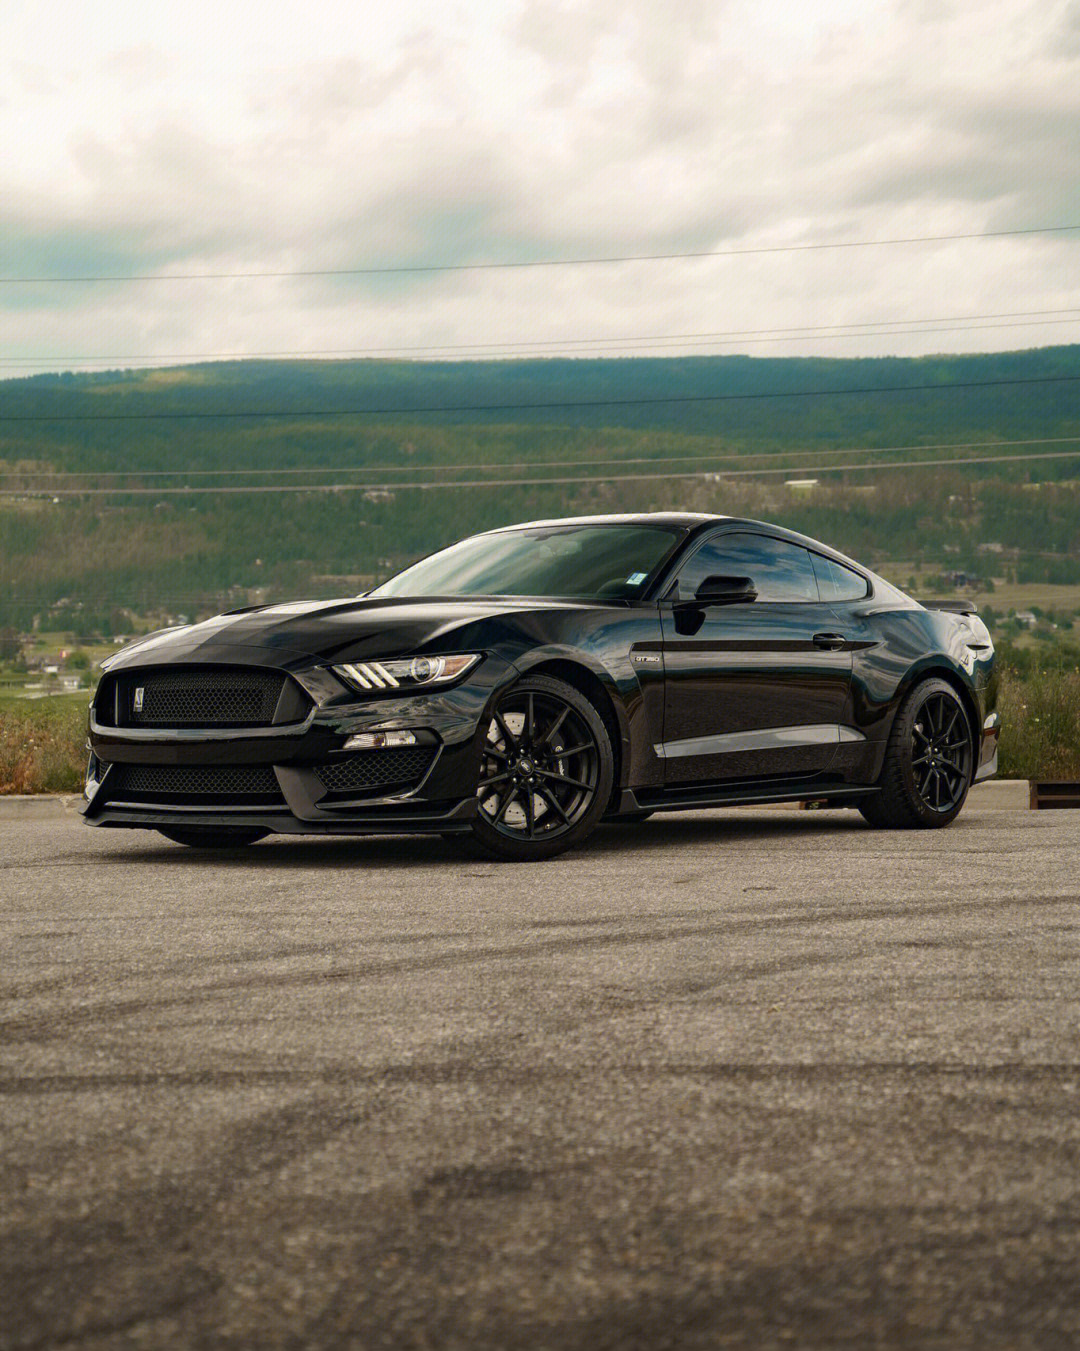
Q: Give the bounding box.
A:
[626,571,647,585]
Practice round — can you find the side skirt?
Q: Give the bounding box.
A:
[619,780,881,814]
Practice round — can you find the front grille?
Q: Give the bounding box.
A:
[108,762,285,805]
[315,746,436,797]
[115,667,299,728]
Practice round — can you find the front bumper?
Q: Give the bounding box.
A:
[83,656,513,834]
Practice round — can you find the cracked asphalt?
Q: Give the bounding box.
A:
[3,795,1080,1350]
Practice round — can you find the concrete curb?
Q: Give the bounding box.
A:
[0,794,84,821]
[966,779,1029,811]
[0,782,1035,821]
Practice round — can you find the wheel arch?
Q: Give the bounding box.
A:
[516,656,626,804]
[896,659,981,756]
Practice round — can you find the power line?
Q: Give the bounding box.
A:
[4,307,1080,369]
[3,307,1080,369]
[2,373,1078,422]
[5,314,1080,374]
[3,223,1079,284]
[4,449,1079,497]
[3,437,1078,481]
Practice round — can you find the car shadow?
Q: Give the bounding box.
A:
[117,808,872,871]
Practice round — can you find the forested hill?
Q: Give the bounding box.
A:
[1,346,1079,633]
[2,345,1079,474]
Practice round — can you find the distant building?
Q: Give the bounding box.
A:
[784,479,819,491]
[1014,611,1038,628]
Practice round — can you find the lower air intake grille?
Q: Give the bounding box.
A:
[109,762,284,803]
[315,746,436,796]
[119,668,292,728]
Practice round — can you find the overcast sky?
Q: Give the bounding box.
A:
[2,0,1080,376]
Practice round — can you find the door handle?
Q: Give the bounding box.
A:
[813,632,847,650]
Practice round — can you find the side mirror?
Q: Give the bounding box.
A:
[675,574,758,609]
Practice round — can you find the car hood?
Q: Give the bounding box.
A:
[102,595,601,671]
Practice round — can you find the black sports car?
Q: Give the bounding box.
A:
[83,513,999,860]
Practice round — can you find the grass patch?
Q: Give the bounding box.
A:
[997,666,1080,780]
[0,696,87,794]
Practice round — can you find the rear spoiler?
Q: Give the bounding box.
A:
[917,598,979,615]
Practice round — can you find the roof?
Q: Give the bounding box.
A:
[488,512,725,532]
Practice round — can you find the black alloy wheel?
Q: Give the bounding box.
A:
[471,674,613,860]
[860,677,974,829]
[910,690,972,813]
[156,826,269,848]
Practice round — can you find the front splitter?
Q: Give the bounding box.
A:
[83,797,478,835]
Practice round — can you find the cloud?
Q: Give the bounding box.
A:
[1059,0,1080,55]
[1,0,1079,373]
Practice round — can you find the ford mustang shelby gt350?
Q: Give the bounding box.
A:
[83,514,999,859]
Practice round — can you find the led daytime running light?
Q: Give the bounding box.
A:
[335,660,401,690]
[333,653,479,693]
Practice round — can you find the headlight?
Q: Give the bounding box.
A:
[332,654,481,693]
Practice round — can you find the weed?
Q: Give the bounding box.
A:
[0,699,86,794]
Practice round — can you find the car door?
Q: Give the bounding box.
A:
[658,531,854,784]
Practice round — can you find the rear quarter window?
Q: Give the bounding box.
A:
[811,553,870,602]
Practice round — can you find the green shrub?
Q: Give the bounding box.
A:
[997,666,1080,779]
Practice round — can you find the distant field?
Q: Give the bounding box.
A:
[879,563,1080,614]
[972,582,1080,613]
[0,691,88,712]
[0,687,78,701]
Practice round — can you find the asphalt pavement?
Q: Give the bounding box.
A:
[3,791,1080,1349]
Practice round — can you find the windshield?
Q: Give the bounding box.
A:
[370,524,685,601]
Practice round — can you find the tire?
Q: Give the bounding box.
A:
[157,826,269,848]
[859,677,974,829]
[469,674,614,861]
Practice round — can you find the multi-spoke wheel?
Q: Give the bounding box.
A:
[859,677,974,829]
[470,674,613,860]
[909,690,973,814]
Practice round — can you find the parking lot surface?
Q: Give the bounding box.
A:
[3,796,1080,1349]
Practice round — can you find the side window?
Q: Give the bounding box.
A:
[810,552,870,602]
[672,533,818,603]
